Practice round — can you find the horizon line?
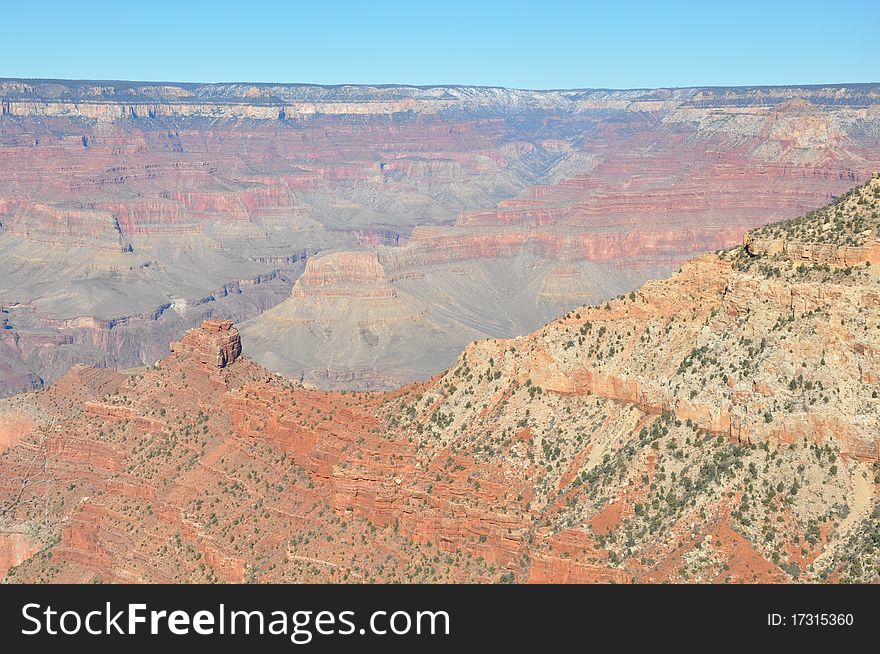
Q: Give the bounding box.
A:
[3,76,880,94]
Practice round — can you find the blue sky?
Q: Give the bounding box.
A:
[4,1,878,89]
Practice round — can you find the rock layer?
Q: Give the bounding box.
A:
[170,319,241,368]
[1,182,879,583]
[4,80,880,395]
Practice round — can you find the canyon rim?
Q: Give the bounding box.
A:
[0,171,878,583]
[2,80,880,397]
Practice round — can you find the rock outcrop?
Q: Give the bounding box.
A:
[1,182,879,584]
[291,251,396,300]
[170,320,241,368]
[3,79,880,396]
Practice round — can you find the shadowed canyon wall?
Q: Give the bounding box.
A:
[1,179,878,583]
[2,80,880,394]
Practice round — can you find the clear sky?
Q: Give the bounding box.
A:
[4,0,878,89]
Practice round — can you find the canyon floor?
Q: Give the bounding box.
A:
[1,178,878,583]
[3,81,880,395]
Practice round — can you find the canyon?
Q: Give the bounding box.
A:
[2,80,880,394]
[0,178,878,583]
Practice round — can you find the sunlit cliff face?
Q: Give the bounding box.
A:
[1,178,879,584]
[2,81,880,398]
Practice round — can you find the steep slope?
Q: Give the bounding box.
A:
[3,79,880,396]
[1,180,879,583]
[239,247,664,389]
[240,251,484,388]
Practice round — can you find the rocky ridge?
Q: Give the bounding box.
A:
[169,319,242,369]
[4,79,880,396]
[1,181,878,583]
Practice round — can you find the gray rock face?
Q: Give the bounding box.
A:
[2,79,880,395]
